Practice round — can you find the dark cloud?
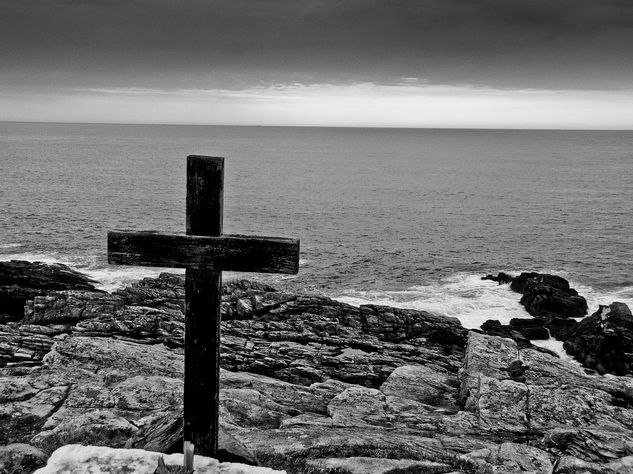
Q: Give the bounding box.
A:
[1,0,632,90]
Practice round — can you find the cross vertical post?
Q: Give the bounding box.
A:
[107,154,300,461]
[185,156,224,456]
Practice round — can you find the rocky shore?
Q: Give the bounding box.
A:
[2,261,633,473]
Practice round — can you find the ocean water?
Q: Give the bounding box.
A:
[1,122,632,329]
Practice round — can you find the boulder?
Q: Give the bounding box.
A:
[479,319,532,348]
[520,276,588,319]
[564,302,633,375]
[510,272,570,294]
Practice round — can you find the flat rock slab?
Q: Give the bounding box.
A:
[380,364,458,409]
[33,444,285,474]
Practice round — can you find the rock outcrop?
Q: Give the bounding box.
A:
[480,272,587,346]
[519,276,588,321]
[2,263,633,473]
[0,261,98,323]
[564,302,633,375]
[509,272,588,323]
[479,319,532,349]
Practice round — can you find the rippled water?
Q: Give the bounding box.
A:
[1,122,632,327]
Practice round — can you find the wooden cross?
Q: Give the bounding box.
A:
[107,155,300,458]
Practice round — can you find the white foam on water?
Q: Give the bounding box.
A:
[0,252,64,264]
[0,251,181,293]
[336,272,633,330]
[335,272,633,361]
[88,266,184,293]
[529,332,582,363]
[569,280,633,316]
[335,273,532,329]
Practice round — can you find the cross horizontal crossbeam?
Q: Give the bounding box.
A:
[108,231,299,273]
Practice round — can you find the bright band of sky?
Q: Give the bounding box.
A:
[3,82,633,129]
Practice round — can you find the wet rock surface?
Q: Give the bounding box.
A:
[480,272,588,348]
[479,271,633,377]
[481,272,514,285]
[1,263,633,473]
[564,302,633,375]
[510,272,588,321]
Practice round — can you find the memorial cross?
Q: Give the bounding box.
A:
[107,156,300,459]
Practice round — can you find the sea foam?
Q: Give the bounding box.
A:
[334,272,633,331]
[0,251,181,292]
[335,273,531,329]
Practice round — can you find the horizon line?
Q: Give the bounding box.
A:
[1,120,632,132]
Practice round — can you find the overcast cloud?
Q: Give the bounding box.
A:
[2,0,633,91]
[1,1,632,126]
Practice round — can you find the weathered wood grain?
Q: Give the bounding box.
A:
[186,156,223,236]
[185,155,224,457]
[107,232,300,274]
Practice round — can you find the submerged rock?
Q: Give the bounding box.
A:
[482,272,514,285]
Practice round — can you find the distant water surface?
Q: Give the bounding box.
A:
[1,122,632,328]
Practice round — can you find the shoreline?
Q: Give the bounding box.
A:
[1,251,632,324]
[2,260,633,473]
[1,259,631,372]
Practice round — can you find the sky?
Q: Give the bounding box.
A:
[1,0,633,128]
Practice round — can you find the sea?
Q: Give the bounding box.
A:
[1,122,632,337]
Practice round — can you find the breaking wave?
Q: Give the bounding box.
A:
[333,272,633,330]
